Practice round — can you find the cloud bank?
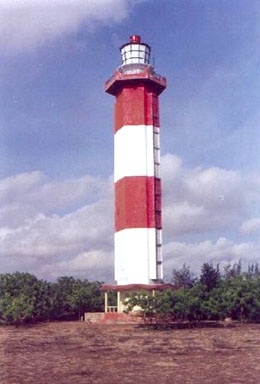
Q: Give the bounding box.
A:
[162,154,258,237]
[0,154,259,282]
[0,0,144,54]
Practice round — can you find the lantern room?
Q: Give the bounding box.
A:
[120,35,151,66]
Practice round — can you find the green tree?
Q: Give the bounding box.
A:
[223,260,242,280]
[0,273,104,324]
[0,293,34,325]
[222,275,260,322]
[247,262,260,279]
[200,262,221,292]
[0,272,51,324]
[53,277,103,320]
[172,264,195,288]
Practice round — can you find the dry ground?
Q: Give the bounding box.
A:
[0,322,260,384]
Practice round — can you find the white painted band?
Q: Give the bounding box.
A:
[114,227,162,285]
[114,125,155,182]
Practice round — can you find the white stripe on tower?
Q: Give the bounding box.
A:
[105,35,166,285]
[114,125,154,182]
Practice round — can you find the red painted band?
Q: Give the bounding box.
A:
[114,85,160,132]
[115,176,161,231]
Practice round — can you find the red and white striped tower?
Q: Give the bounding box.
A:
[105,35,166,285]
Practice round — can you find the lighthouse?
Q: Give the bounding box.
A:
[105,35,166,286]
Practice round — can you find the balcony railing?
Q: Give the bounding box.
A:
[105,64,166,91]
[107,306,118,313]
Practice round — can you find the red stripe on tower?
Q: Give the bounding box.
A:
[105,35,166,285]
[114,87,160,131]
[115,176,161,231]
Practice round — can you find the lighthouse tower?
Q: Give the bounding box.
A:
[105,35,166,285]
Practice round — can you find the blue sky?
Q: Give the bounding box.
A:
[0,0,259,282]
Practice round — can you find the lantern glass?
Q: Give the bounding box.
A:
[120,43,150,66]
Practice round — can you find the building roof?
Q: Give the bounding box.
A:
[101,283,176,292]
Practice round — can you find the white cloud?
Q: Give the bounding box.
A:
[1,202,113,258]
[0,171,108,228]
[0,170,114,280]
[43,249,114,281]
[162,154,256,237]
[0,0,145,54]
[240,218,260,235]
[0,155,259,281]
[163,238,260,280]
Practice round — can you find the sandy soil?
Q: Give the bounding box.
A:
[1,322,260,384]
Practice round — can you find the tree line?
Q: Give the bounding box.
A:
[1,262,259,326]
[125,262,260,327]
[0,273,103,325]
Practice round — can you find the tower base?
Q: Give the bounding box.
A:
[101,283,176,314]
[82,312,141,324]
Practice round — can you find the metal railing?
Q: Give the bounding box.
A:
[105,64,166,88]
[107,306,118,313]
